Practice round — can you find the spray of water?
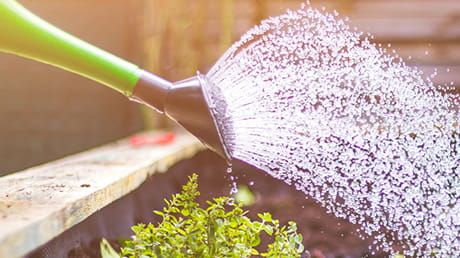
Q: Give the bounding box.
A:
[204,3,459,257]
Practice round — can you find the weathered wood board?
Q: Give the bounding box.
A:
[0,131,204,258]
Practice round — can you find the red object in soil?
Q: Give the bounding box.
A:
[129,133,177,146]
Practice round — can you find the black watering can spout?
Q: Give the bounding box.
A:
[132,71,232,163]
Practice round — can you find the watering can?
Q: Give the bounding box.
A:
[0,0,231,163]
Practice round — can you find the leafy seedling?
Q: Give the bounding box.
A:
[101,174,305,257]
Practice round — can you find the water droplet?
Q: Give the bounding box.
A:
[205,5,459,256]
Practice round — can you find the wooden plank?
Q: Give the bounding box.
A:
[387,43,460,65]
[416,65,460,90]
[349,18,460,41]
[232,0,460,41]
[0,131,204,258]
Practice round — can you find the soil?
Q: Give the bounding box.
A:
[28,150,390,258]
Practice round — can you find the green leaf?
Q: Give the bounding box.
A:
[153,210,164,216]
[100,238,120,258]
[181,208,190,216]
[263,225,274,236]
[258,212,273,222]
[251,234,261,247]
[232,185,256,206]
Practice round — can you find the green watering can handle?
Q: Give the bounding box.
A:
[0,0,141,96]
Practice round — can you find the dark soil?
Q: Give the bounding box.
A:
[28,150,389,258]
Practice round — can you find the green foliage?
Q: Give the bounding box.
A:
[102,174,304,258]
[100,238,120,258]
[232,185,256,206]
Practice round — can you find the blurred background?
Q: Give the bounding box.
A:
[0,0,459,176]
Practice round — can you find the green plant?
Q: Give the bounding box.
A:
[101,174,305,258]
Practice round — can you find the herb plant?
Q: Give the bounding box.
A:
[101,174,305,257]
